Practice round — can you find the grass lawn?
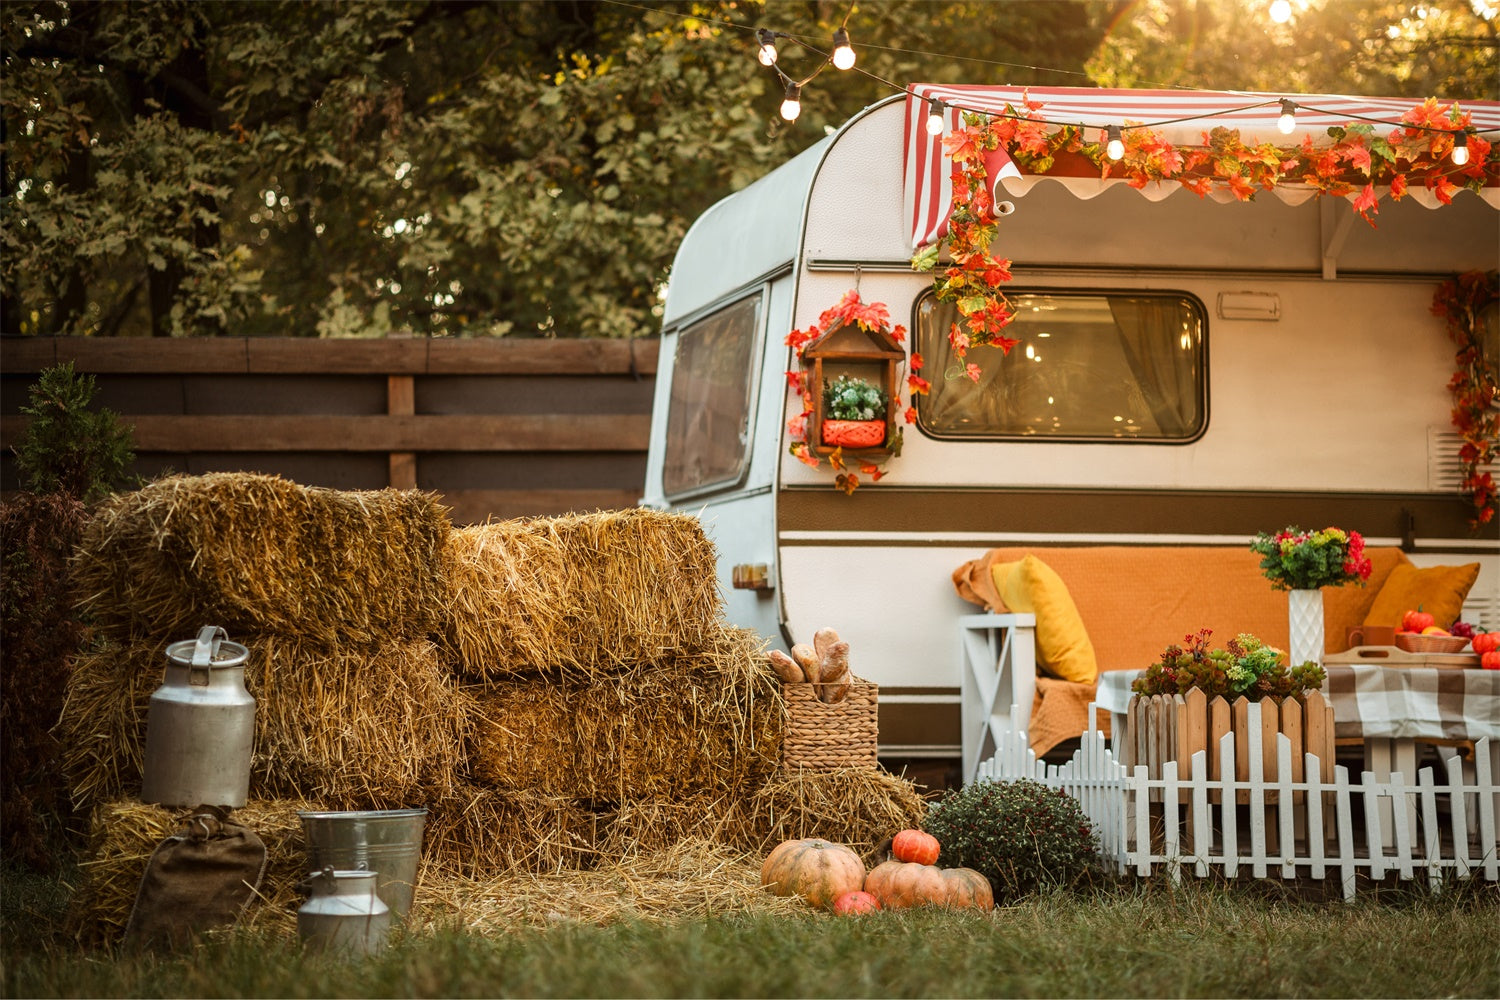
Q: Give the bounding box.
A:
[4,863,1497,999]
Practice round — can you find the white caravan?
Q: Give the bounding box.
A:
[641,86,1500,768]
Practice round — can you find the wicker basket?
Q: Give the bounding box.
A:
[1394,632,1471,654]
[781,677,878,771]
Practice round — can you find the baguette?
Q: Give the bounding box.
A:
[816,640,850,703]
[767,649,804,684]
[812,627,841,662]
[790,643,820,683]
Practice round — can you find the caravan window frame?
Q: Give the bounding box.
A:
[660,288,766,500]
[911,287,1210,444]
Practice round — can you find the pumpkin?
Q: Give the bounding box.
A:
[891,828,940,866]
[862,859,948,909]
[1472,632,1499,655]
[760,838,866,909]
[832,889,881,915]
[941,867,994,910]
[1482,650,1500,670]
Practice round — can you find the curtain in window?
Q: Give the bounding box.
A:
[1107,297,1200,437]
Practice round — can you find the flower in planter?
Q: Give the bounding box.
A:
[823,375,887,422]
[1249,525,1372,592]
[1131,628,1325,700]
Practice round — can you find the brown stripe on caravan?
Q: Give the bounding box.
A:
[877,700,960,749]
[778,488,1489,547]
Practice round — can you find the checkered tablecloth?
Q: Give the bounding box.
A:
[1321,665,1500,742]
[1095,666,1500,742]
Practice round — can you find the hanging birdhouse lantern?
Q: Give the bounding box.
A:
[800,317,906,455]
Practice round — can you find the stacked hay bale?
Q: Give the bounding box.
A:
[61,472,470,811]
[58,476,927,936]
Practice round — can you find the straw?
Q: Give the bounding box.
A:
[443,510,723,680]
[71,472,453,645]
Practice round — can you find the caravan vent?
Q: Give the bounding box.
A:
[1427,426,1493,492]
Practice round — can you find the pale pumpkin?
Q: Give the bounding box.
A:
[862,859,948,909]
[891,828,940,866]
[760,838,866,909]
[940,867,994,910]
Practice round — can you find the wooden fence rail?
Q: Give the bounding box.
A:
[976,703,1500,900]
[0,336,660,524]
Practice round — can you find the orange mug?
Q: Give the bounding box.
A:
[1346,624,1397,648]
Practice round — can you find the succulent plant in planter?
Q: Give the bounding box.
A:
[821,375,889,449]
[823,374,887,421]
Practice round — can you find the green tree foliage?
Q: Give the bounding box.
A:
[1085,0,1498,99]
[1,1,1116,341]
[6,1,1489,342]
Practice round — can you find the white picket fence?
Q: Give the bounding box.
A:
[973,703,1500,900]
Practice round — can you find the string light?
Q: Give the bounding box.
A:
[780,81,803,122]
[1269,0,1293,23]
[1106,125,1125,161]
[1277,99,1297,135]
[926,97,945,136]
[1453,130,1471,165]
[831,27,855,70]
[756,27,778,67]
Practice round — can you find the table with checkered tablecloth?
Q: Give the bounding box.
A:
[1320,664,1500,742]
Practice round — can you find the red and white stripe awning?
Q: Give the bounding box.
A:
[902,85,1500,249]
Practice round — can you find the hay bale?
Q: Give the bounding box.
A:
[250,636,475,808]
[731,768,931,861]
[56,635,474,812]
[423,785,605,877]
[71,473,453,645]
[444,510,723,680]
[417,838,802,930]
[65,799,316,947]
[470,626,784,800]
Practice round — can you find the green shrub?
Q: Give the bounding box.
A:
[923,778,1101,902]
[12,361,135,503]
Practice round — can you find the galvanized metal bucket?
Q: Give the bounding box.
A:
[141,626,255,808]
[299,808,426,922]
[297,868,390,956]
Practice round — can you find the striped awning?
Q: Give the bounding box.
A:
[903,85,1500,249]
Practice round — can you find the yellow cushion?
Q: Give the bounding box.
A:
[1363,562,1481,630]
[985,560,1020,612]
[998,555,1099,684]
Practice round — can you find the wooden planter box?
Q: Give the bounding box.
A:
[781,677,878,772]
[1124,688,1335,803]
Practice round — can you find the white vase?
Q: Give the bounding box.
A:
[1287,588,1324,667]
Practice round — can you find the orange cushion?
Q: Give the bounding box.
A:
[1363,562,1481,630]
[996,555,1098,684]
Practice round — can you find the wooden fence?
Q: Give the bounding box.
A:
[976,703,1500,899]
[0,336,659,524]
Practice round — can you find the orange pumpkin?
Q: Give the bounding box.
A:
[832,889,881,915]
[891,828,940,866]
[760,838,866,909]
[862,859,949,909]
[941,867,994,910]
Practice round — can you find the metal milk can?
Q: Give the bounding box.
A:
[298,868,391,956]
[140,626,255,808]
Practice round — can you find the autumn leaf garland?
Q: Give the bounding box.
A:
[1431,270,1499,529]
[913,94,1496,383]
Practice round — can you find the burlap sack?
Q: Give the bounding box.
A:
[123,805,268,950]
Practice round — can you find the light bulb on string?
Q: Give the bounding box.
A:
[1106,125,1125,161]
[926,98,945,136]
[831,27,855,70]
[756,28,778,67]
[780,81,802,122]
[1452,131,1470,166]
[1277,99,1297,135]
[1269,0,1292,22]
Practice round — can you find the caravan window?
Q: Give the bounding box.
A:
[662,294,760,496]
[914,290,1207,441]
